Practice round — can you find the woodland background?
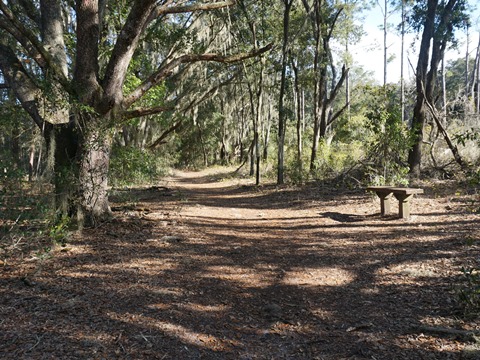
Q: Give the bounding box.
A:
[1,1,480,207]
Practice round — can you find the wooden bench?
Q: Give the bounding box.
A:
[366,186,424,219]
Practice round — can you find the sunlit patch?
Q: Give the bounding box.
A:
[178,303,229,313]
[150,287,184,296]
[152,320,239,350]
[146,303,171,310]
[75,258,177,275]
[360,287,381,295]
[203,265,274,287]
[282,267,353,287]
[108,312,239,350]
[378,260,446,279]
[310,308,335,321]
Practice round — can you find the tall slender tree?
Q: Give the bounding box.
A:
[301,0,349,171]
[277,0,294,185]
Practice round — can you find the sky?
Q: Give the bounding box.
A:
[350,1,480,84]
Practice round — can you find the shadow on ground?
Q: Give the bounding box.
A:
[1,170,479,359]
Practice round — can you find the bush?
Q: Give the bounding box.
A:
[311,139,364,182]
[458,266,480,317]
[363,86,413,186]
[109,146,170,187]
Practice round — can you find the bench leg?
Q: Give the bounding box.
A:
[394,194,414,219]
[378,193,393,216]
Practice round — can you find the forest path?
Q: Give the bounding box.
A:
[1,168,479,359]
[148,168,479,358]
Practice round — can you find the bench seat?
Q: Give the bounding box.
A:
[366,186,424,219]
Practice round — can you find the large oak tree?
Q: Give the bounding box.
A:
[0,0,270,226]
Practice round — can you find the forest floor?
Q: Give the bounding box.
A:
[1,167,480,359]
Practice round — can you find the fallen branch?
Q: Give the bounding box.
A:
[422,82,469,172]
[412,325,480,343]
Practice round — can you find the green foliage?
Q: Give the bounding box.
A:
[363,85,413,186]
[455,128,480,147]
[109,145,170,187]
[0,156,25,192]
[458,267,480,317]
[48,215,70,246]
[0,180,63,266]
[311,139,364,182]
[454,128,480,185]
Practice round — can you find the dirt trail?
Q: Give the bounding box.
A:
[1,168,479,359]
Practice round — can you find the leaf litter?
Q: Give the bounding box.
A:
[1,169,479,359]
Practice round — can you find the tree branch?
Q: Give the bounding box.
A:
[327,102,349,127]
[124,42,273,108]
[11,0,41,26]
[327,8,344,41]
[0,43,44,128]
[151,1,235,19]
[101,0,158,107]
[328,64,349,104]
[122,105,175,120]
[181,69,241,114]
[422,87,468,171]
[0,15,46,68]
[136,69,241,149]
[148,120,184,149]
[0,4,70,90]
[123,68,239,132]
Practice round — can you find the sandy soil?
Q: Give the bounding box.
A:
[1,168,479,359]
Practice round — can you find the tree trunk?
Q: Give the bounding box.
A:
[304,1,345,172]
[408,0,459,177]
[29,143,36,181]
[50,123,79,219]
[292,57,303,177]
[382,0,388,86]
[263,98,272,161]
[400,0,406,123]
[307,0,322,172]
[76,120,113,227]
[472,33,480,112]
[408,0,438,178]
[277,0,293,185]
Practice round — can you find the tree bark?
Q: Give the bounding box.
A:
[292,57,303,177]
[277,0,293,185]
[303,1,345,171]
[408,0,458,177]
[77,121,113,226]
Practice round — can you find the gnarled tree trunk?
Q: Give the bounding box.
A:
[77,122,113,226]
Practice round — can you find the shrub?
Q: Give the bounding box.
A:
[363,86,413,186]
[109,146,170,187]
[458,266,480,317]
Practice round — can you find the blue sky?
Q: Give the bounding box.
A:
[351,1,480,84]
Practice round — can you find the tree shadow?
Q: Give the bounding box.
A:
[1,171,479,359]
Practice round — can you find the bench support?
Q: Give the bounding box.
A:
[394,193,414,219]
[366,186,423,219]
[379,193,393,216]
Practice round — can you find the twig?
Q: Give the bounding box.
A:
[25,335,43,352]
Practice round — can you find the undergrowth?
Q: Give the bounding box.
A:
[458,266,480,317]
[0,179,70,268]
